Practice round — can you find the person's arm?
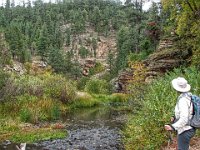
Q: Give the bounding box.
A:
[171,97,190,130]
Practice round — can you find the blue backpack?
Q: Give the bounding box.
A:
[190,95,200,128]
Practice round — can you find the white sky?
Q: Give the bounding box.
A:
[1,0,160,11]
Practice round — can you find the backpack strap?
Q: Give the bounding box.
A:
[177,93,193,114]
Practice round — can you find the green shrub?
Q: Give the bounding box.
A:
[79,46,89,58]
[0,73,76,103]
[44,74,76,103]
[0,75,44,101]
[85,79,110,94]
[0,93,65,123]
[19,108,32,122]
[0,69,9,90]
[71,93,100,109]
[128,52,149,62]
[100,72,114,82]
[110,93,129,103]
[16,76,44,97]
[124,67,200,149]
[89,62,105,76]
[77,77,90,91]
[0,73,76,123]
[51,105,61,120]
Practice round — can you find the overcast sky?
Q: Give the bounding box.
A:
[1,0,160,11]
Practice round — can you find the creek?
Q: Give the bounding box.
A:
[0,106,130,150]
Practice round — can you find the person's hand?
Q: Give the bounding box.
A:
[171,116,175,123]
[164,125,173,131]
[171,117,175,122]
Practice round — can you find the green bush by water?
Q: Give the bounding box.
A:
[76,76,90,91]
[85,79,110,94]
[43,74,76,103]
[71,96,100,109]
[124,67,200,150]
[20,108,32,122]
[0,94,64,123]
[0,73,76,103]
[70,93,129,109]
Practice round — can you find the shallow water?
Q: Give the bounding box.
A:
[0,106,130,150]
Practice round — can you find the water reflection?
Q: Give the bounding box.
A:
[0,106,130,150]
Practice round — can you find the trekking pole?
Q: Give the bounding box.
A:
[167,131,173,148]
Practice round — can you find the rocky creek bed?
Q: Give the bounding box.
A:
[0,107,129,150]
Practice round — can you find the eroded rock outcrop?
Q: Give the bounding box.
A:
[144,36,191,81]
[3,61,26,75]
[114,35,192,93]
[82,59,96,76]
[111,69,133,93]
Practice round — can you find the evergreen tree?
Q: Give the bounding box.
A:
[92,38,97,58]
[65,28,71,46]
[107,49,115,75]
[71,59,82,79]
[0,33,11,66]
[91,6,101,31]
[48,46,65,72]
[115,26,130,71]
[53,24,64,49]
[36,24,49,61]
[79,46,89,59]
[5,25,25,62]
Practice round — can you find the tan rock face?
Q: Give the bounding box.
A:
[3,61,26,75]
[62,25,117,76]
[63,25,117,67]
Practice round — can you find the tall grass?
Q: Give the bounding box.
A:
[123,67,200,150]
[0,94,64,123]
[0,73,76,103]
[70,92,130,109]
[0,73,76,123]
[85,79,111,94]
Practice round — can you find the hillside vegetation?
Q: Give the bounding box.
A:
[123,0,200,149]
[0,0,200,148]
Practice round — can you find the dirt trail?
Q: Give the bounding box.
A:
[162,136,200,150]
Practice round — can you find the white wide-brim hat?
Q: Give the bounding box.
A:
[171,77,191,92]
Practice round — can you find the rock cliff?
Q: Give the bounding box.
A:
[63,24,117,73]
[115,35,192,93]
[144,36,191,82]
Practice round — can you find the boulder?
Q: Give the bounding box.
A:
[111,69,133,93]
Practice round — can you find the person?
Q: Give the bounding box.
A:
[164,77,196,150]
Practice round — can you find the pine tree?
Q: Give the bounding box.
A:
[107,49,115,75]
[0,33,11,66]
[92,38,97,58]
[65,28,71,46]
[48,46,65,72]
[36,24,49,61]
[5,25,25,62]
